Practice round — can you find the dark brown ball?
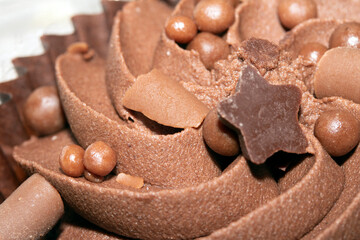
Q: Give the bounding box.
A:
[23,86,65,136]
[59,144,85,177]
[329,22,360,49]
[187,32,230,69]
[194,0,235,34]
[314,110,360,157]
[84,141,117,177]
[298,42,327,63]
[165,15,197,44]
[84,170,104,183]
[278,0,317,29]
[203,108,240,156]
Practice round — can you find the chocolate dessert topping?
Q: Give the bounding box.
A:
[298,42,327,63]
[218,65,308,164]
[194,0,235,34]
[116,173,144,189]
[23,86,65,136]
[329,22,360,49]
[59,144,85,177]
[187,32,230,69]
[314,110,360,157]
[84,170,104,183]
[238,38,280,74]
[202,108,240,156]
[277,0,318,30]
[84,141,117,177]
[314,47,360,103]
[0,174,64,240]
[122,69,209,128]
[165,15,198,44]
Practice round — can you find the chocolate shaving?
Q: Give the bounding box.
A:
[218,65,307,164]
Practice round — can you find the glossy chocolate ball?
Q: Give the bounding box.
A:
[84,141,117,177]
[298,42,327,63]
[84,170,104,183]
[314,110,360,157]
[278,0,317,29]
[165,15,197,44]
[329,22,360,49]
[194,0,235,34]
[59,144,85,177]
[23,86,65,136]
[187,32,230,69]
[203,108,240,156]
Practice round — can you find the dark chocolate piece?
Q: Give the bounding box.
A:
[218,65,308,164]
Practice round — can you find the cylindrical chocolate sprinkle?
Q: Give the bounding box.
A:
[0,174,64,240]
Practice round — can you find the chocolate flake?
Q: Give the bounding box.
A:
[218,65,308,164]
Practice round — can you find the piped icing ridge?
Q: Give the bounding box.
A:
[1,0,360,239]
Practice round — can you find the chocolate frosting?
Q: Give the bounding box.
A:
[1,0,360,239]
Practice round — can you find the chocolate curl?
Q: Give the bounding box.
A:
[0,174,64,240]
[0,148,18,198]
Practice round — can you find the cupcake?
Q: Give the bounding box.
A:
[1,0,360,239]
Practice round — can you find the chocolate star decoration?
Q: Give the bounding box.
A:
[218,65,308,164]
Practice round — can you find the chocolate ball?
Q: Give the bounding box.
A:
[314,110,360,157]
[277,0,317,29]
[329,22,360,49]
[84,141,117,177]
[84,170,104,183]
[298,42,327,63]
[165,15,197,44]
[187,32,230,69]
[59,144,85,177]
[203,108,240,156]
[194,0,235,34]
[23,86,65,136]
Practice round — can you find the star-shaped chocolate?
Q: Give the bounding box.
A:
[218,65,308,164]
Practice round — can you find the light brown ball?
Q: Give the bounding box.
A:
[314,110,360,157]
[59,144,85,177]
[298,42,327,63]
[165,15,197,44]
[278,0,317,29]
[203,108,240,156]
[23,86,65,136]
[329,22,360,49]
[84,141,117,177]
[187,32,230,69]
[194,0,235,34]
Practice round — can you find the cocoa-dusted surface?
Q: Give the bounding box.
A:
[2,0,360,239]
[14,130,279,239]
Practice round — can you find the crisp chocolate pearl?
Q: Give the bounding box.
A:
[83,141,116,177]
[329,22,360,49]
[299,42,327,63]
[187,32,230,69]
[59,144,85,177]
[23,86,65,136]
[278,0,317,29]
[84,170,104,183]
[194,0,235,34]
[203,108,240,156]
[165,15,197,44]
[314,110,360,157]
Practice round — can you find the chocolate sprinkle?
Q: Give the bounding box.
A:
[218,65,308,164]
